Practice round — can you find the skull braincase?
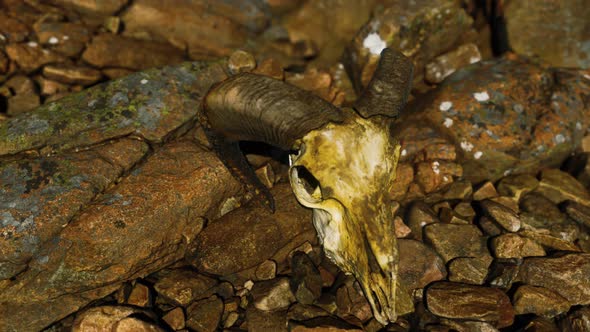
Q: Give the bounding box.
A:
[289,113,404,324]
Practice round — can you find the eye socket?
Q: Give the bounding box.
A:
[291,165,322,203]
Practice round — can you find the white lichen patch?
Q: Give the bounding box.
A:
[554,134,566,144]
[460,140,474,152]
[443,117,453,128]
[584,74,590,80]
[469,56,481,64]
[140,79,149,84]
[473,151,483,159]
[401,149,407,157]
[363,33,386,55]
[48,36,59,44]
[27,41,38,48]
[473,91,490,102]
[62,35,69,40]
[432,161,440,174]
[576,122,583,131]
[504,169,512,176]
[0,34,5,41]
[439,101,452,111]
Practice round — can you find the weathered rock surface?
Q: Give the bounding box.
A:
[186,295,224,332]
[425,281,514,328]
[491,233,546,259]
[505,0,590,68]
[423,223,490,263]
[518,253,590,305]
[251,277,296,311]
[186,183,313,276]
[398,239,447,291]
[154,269,217,306]
[82,33,185,70]
[72,305,162,332]
[5,42,67,73]
[513,285,571,318]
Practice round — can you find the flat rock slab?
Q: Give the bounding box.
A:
[425,281,514,328]
[518,253,590,305]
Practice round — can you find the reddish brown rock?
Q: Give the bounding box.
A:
[398,239,447,291]
[518,253,590,305]
[43,64,102,86]
[187,183,312,276]
[186,295,224,332]
[473,181,499,201]
[415,160,462,194]
[82,34,185,70]
[33,21,90,57]
[423,223,490,263]
[491,233,546,259]
[505,0,590,68]
[404,201,438,241]
[162,307,185,330]
[5,42,67,73]
[72,306,161,332]
[447,256,492,285]
[251,277,296,311]
[0,13,30,42]
[558,306,590,332]
[335,279,372,323]
[121,0,258,59]
[513,285,571,318]
[127,282,151,307]
[425,282,514,328]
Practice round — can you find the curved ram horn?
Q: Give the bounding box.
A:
[354,48,414,119]
[203,73,346,150]
[201,73,346,211]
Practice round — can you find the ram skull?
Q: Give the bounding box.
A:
[202,48,413,325]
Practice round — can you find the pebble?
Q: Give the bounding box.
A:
[425,43,482,84]
[5,42,66,73]
[536,169,590,207]
[186,295,223,332]
[564,200,590,228]
[255,259,277,281]
[497,174,539,201]
[447,256,492,285]
[558,306,590,332]
[251,277,296,311]
[42,64,103,86]
[425,282,514,328]
[153,270,217,306]
[228,50,257,74]
[423,223,489,263]
[405,201,439,241]
[519,230,580,252]
[290,251,323,305]
[335,280,372,323]
[162,307,185,331]
[255,163,275,189]
[512,285,571,318]
[245,306,288,332]
[491,233,546,258]
[518,253,590,305]
[72,306,160,332]
[478,216,503,237]
[480,199,521,232]
[473,181,499,201]
[127,282,151,307]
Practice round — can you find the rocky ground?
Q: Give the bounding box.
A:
[1,0,590,331]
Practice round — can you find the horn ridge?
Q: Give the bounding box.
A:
[354,48,414,119]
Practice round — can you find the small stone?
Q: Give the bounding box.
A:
[154,270,217,306]
[43,64,103,86]
[394,216,412,238]
[186,295,223,332]
[536,169,590,207]
[72,306,158,332]
[520,193,566,225]
[291,251,323,305]
[415,161,462,194]
[491,233,546,258]
[565,201,590,228]
[82,34,185,70]
[37,77,69,96]
[519,230,580,252]
[480,199,521,232]
[473,181,499,201]
[5,42,66,73]
[289,316,364,331]
[454,202,476,222]
[335,280,372,323]
[558,306,590,332]
[425,43,482,83]
[439,207,469,224]
[524,317,560,332]
[425,282,514,328]
[447,256,492,285]
[423,223,489,263]
[224,312,239,328]
[127,282,151,307]
[7,93,40,115]
[518,253,590,305]
[255,163,275,189]
[252,57,284,80]
[5,74,37,94]
[228,50,257,74]
[162,307,185,331]
[104,16,121,34]
[398,239,447,291]
[33,21,90,57]
[114,317,164,331]
[489,196,519,213]
[405,201,439,241]
[0,13,30,42]
[251,277,296,311]
[287,303,331,322]
[497,174,539,201]
[513,285,571,318]
[477,216,503,237]
[246,306,288,332]
[488,260,520,290]
[255,259,277,281]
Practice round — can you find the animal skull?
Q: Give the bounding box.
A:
[202,48,413,325]
[289,114,402,324]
